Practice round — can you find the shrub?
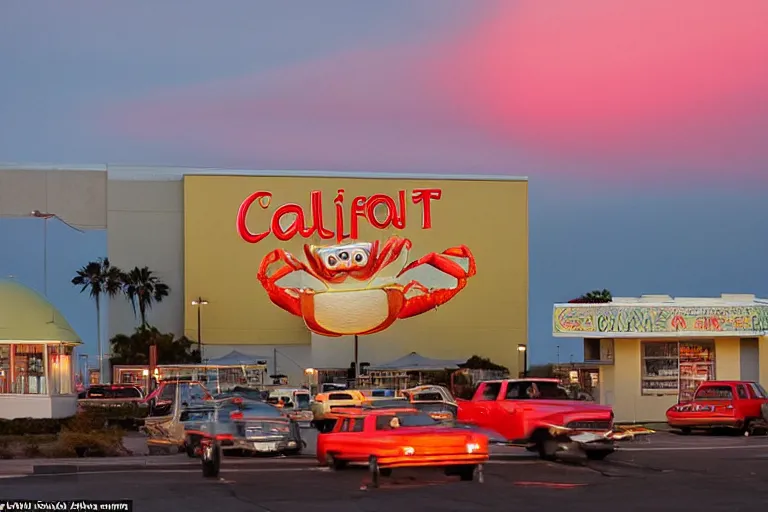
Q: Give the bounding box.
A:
[22,440,42,458]
[55,430,127,458]
[0,440,12,460]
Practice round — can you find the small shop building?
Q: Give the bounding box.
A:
[552,294,768,423]
[0,279,80,419]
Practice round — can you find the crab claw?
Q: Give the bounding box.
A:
[257,249,312,317]
[396,245,476,319]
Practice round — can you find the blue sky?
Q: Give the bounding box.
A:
[1,1,766,364]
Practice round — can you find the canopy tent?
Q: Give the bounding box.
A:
[206,350,269,367]
[370,352,465,372]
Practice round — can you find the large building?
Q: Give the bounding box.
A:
[1,165,529,384]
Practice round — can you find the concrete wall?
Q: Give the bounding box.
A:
[107,180,184,338]
[0,168,106,229]
[0,395,78,419]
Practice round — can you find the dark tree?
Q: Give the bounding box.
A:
[109,327,200,366]
[568,289,612,304]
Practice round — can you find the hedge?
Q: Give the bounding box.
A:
[0,404,148,436]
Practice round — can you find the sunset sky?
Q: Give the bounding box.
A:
[1,0,766,364]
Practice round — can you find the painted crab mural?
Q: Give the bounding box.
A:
[257,236,476,336]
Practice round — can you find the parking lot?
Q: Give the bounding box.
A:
[2,432,768,511]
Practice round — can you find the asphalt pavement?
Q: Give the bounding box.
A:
[2,432,768,511]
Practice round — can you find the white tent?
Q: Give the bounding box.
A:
[371,352,464,371]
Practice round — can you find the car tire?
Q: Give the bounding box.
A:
[325,453,347,471]
[186,443,197,458]
[537,438,558,461]
[369,455,381,488]
[585,449,613,461]
[201,444,221,478]
[458,465,476,481]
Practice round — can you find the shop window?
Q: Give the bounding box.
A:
[47,345,74,395]
[0,345,9,393]
[13,344,46,394]
[641,341,715,398]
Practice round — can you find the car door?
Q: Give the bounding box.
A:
[499,381,530,440]
[738,383,763,419]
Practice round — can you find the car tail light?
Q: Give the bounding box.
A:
[466,442,481,454]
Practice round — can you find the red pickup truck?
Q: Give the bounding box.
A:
[456,378,616,460]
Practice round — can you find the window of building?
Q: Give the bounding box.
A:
[13,344,46,394]
[47,345,74,395]
[641,341,715,398]
[0,345,9,393]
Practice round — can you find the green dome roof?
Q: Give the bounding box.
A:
[0,279,82,343]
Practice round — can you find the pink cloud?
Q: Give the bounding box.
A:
[102,0,768,180]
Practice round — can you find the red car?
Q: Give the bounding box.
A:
[666,380,768,435]
[317,409,489,487]
[457,379,616,460]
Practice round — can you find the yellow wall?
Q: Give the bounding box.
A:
[184,175,528,373]
[760,336,768,387]
[607,337,743,423]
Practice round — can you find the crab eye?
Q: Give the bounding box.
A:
[338,251,350,261]
[352,250,368,266]
[326,255,338,267]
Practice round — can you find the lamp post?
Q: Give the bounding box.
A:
[191,297,208,362]
[517,344,528,377]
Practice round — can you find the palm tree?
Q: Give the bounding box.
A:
[123,266,170,327]
[72,258,124,383]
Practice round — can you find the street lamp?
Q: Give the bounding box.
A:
[191,297,209,362]
[517,344,528,377]
[30,210,83,297]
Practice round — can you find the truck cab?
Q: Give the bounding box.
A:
[456,379,616,460]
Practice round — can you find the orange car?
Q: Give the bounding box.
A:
[316,409,489,487]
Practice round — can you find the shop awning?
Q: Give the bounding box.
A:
[371,352,465,371]
[206,350,268,366]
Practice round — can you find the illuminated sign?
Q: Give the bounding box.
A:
[237,188,442,244]
[258,236,476,336]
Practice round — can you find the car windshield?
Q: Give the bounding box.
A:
[694,386,733,400]
[375,413,438,430]
[294,393,310,409]
[366,399,408,409]
[750,383,768,398]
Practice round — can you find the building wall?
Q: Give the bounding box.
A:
[760,336,768,386]
[0,168,106,229]
[107,180,184,339]
[608,337,744,423]
[184,175,528,375]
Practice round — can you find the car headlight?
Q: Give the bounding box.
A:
[466,442,480,454]
[402,446,415,456]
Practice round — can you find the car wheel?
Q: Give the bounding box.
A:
[585,449,613,461]
[185,443,197,458]
[458,464,476,481]
[325,453,347,471]
[369,455,381,488]
[537,438,558,461]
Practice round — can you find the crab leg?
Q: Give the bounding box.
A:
[396,245,476,319]
[257,249,310,317]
